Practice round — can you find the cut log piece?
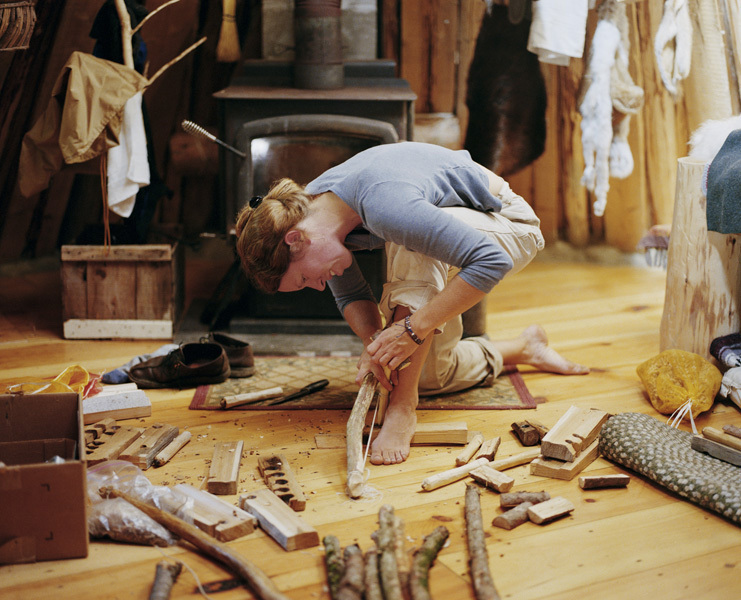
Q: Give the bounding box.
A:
[526,496,575,525]
[469,464,514,493]
[492,502,533,530]
[239,489,320,551]
[455,433,484,466]
[578,474,630,489]
[540,406,609,462]
[511,421,540,446]
[153,431,191,467]
[499,491,550,508]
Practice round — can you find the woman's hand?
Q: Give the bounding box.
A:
[366,319,420,371]
[356,344,397,391]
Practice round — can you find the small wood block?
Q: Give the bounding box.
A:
[525,419,549,439]
[239,488,320,551]
[702,427,741,452]
[474,437,501,461]
[207,441,244,495]
[500,491,550,507]
[257,453,307,511]
[723,424,741,440]
[492,502,533,530]
[526,496,575,525]
[455,433,484,466]
[82,390,152,425]
[86,426,144,465]
[511,421,540,446]
[410,422,469,445]
[489,447,541,471]
[119,423,179,469]
[172,484,257,542]
[469,464,514,492]
[530,439,600,481]
[578,474,630,489]
[153,430,192,467]
[691,435,741,466]
[540,406,610,462]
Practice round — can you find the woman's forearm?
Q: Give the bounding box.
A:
[343,299,384,344]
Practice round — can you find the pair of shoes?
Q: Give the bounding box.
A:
[206,332,255,378]
[129,342,230,389]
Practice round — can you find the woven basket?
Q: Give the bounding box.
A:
[600,412,741,526]
[0,1,36,51]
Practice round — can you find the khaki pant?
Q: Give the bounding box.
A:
[379,182,544,395]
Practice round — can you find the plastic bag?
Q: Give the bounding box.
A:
[636,349,722,420]
[5,364,102,398]
[86,461,193,546]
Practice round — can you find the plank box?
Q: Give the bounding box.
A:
[0,393,88,564]
[61,241,184,339]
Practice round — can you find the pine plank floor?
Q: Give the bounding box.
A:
[1,254,740,599]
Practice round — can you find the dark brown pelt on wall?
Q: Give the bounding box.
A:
[464,5,547,177]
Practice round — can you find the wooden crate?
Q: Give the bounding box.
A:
[61,243,184,339]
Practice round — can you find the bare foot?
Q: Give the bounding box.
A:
[517,325,590,375]
[369,401,417,465]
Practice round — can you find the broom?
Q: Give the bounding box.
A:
[216,0,240,62]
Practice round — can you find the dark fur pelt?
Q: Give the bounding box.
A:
[464,5,547,177]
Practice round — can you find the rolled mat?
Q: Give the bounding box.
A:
[599,412,741,526]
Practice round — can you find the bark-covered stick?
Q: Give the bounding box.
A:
[363,548,383,600]
[337,544,365,600]
[409,526,450,600]
[323,535,345,599]
[499,491,550,508]
[148,560,182,600]
[377,505,403,600]
[393,512,410,593]
[465,484,501,600]
[101,487,290,600]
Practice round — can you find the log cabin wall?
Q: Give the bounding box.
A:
[0,0,738,263]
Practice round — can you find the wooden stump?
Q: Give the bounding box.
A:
[660,157,741,360]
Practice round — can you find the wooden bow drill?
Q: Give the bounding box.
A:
[346,373,379,498]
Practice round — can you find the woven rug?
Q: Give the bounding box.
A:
[190,355,538,411]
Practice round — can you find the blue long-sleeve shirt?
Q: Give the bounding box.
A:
[304,142,514,314]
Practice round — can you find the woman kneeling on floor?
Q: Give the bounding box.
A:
[235,142,589,465]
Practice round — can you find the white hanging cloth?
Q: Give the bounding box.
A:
[527,0,589,66]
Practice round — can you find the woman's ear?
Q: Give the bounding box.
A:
[284,229,303,247]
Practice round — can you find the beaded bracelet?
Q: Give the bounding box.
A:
[404,315,425,345]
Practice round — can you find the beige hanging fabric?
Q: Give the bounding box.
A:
[18,51,148,198]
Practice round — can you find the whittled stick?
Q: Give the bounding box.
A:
[347,374,378,498]
[149,560,182,600]
[723,424,741,440]
[455,433,484,466]
[101,487,290,600]
[421,457,490,491]
[492,502,533,530]
[489,447,541,471]
[465,484,501,600]
[221,387,283,409]
[324,535,344,600]
[409,526,450,600]
[337,544,365,600]
[500,491,550,508]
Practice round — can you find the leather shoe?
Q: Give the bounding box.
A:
[129,342,230,389]
[207,332,255,378]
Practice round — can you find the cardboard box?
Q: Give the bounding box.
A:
[0,393,88,564]
[60,241,184,340]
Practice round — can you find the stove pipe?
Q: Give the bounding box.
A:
[294,0,344,90]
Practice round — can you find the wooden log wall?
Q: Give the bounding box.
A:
[0,0,738,262]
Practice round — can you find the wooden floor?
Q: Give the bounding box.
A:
[2,253,740,599]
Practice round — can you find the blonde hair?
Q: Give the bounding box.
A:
[235,178,312,293]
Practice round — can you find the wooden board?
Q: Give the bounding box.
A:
[239,489,320,552]
[85,426,144,466]
[171,484,257,542]
[207,441,244,495]
[82,390,152,424]
[530,439,601,481]
[257,453,307,511]
[118,424,179,469]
